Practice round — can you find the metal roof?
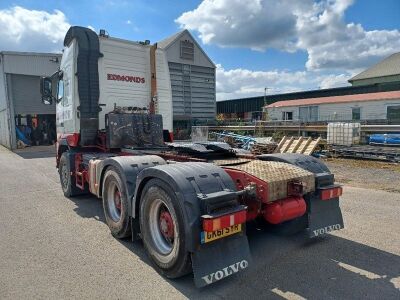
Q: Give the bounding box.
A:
[0,51,61,57]
[157,30,185,49]
[349,52,400,82]
[217,82,400,113]
[266,91,400,108]
[156,29,215,67]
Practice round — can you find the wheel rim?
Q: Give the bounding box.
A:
[148,198,178,259]
[60,161,69,191]
[106,181,122,222]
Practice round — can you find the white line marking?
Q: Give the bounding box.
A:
[390,276,400,290]
[271,288,307,300]
[334,260,386,280]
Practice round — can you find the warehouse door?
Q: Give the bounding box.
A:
[11,74,55,115]
[11,74,56,148]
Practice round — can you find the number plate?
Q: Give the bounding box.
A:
[200,224,242,244]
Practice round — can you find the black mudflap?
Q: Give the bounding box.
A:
[308,197,344,238]
[191,234,252,288]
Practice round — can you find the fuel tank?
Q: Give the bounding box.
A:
[263,196,307,224]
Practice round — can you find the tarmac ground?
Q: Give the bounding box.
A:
[0,145,399,299]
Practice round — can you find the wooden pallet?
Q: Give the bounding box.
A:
[276,136,321,155]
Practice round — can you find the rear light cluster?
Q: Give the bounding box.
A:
[320,186,343,201]
[202,209,247,232]
[65,133,80,147]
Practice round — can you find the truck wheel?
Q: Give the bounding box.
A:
[139,178,191,278]
[102,167,131,238]
[59,152,82,197]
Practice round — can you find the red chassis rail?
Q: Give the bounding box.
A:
[57,132,341,228]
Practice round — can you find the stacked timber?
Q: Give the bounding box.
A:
[251,143,278,155]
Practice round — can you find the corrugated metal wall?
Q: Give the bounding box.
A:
[11,74,55,115]
[169,62,215,121]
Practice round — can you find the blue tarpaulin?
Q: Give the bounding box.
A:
[369,134,400,146]
[16,126,31,146]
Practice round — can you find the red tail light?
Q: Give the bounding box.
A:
[65,133,80,147]
[202,209,247,232]
[320,186,343,201]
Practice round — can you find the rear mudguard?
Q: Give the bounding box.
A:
[134,162,251,287]
[258,153,344,237]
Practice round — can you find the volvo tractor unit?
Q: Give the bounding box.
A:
[40,26,344,287]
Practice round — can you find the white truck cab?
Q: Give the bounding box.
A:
[43,26,173,146]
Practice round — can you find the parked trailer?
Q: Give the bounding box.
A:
[40,26,344,287]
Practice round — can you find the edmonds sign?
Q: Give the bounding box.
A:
[107,73,145,83]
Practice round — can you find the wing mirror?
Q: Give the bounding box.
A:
[40,77,54,105]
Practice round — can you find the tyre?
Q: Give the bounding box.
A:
[139,178,191,278]
[102,167,132,239]
[59,152,83,197]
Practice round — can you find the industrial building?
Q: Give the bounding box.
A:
[266,53,400,123]
[158,30,216,135]
[266,91,400,123]
[216,83,400,121]
[0,51,61,149]
[217,51,400,121]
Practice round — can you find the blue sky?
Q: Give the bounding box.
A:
[0,0,399,100]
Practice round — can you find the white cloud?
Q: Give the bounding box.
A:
[126,20,132,25]
[177,0,400,71]
[176,0,298,51]
[216,64,351,100]
[0,6,70,52]
[297,0,400,70]
[317,73,352,89]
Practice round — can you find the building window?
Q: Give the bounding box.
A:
[299,106,318,122]
[180,40,194,60]
[352,107,361,120]
[387,105,400,121]
[282,111,293,120]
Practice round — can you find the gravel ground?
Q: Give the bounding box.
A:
[324,158,400,193]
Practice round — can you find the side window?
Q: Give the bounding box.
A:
[57,79,64,103]
[282,111,293,120]
[387,105,400,121]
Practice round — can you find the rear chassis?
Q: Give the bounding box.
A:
[56,113,344,287]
